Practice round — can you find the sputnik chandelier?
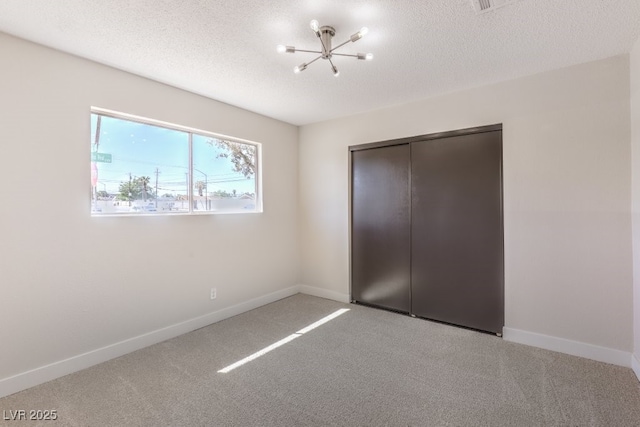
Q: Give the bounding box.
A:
[277,20,373,77]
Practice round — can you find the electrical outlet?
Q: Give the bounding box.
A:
[210,288,217,300]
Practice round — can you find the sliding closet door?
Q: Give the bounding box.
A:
[411,131,503,333]
[351,145,411,313]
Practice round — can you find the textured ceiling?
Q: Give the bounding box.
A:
[1,0,639,125]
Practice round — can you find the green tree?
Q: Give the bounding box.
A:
[117,180,138,204]
[135,176,151,201]
[208,139,255,178]
[117,175,153,204]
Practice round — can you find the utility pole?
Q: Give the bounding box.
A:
[154,167,160,208]
[128,172,132,207]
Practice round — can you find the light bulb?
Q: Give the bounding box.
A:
[332,65,340,77]
[294,66,301,74]
[310,20,319,32]
[294,63,307,74]
[351,27,369,43]
[365,53,374,61]
[276,45,286,53]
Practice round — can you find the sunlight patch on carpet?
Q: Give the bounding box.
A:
[218,308,350,373]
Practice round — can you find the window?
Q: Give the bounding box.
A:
[90,109,260,215]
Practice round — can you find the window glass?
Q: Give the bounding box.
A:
[90,112,259,215]
[192,134,257,213]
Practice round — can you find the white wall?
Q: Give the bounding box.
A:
[299,55,633,357]
[0,33,299,391]
[631,36,640,374]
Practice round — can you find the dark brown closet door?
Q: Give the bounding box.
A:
[351,145,411,313]
[411,131,503,333]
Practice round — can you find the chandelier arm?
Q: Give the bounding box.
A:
[331,53,360,58]
[328,57,339,74]
[306,55,323,66]
[293,49,323,54]
[329,39,352,52]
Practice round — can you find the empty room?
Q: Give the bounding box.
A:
[2,0,640,425]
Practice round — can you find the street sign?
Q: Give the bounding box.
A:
[91,152,112,163]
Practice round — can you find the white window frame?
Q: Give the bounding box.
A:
[90,107,262,216]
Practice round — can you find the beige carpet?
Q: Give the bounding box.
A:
[2,294,640,426]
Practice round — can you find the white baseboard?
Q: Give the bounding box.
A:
[298,284,350,303]
[632,354,640,382]
[503,327,631,367]
[0,286,300,399]
[10,287,631,399]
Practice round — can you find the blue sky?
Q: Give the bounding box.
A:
[90,114,256,197]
